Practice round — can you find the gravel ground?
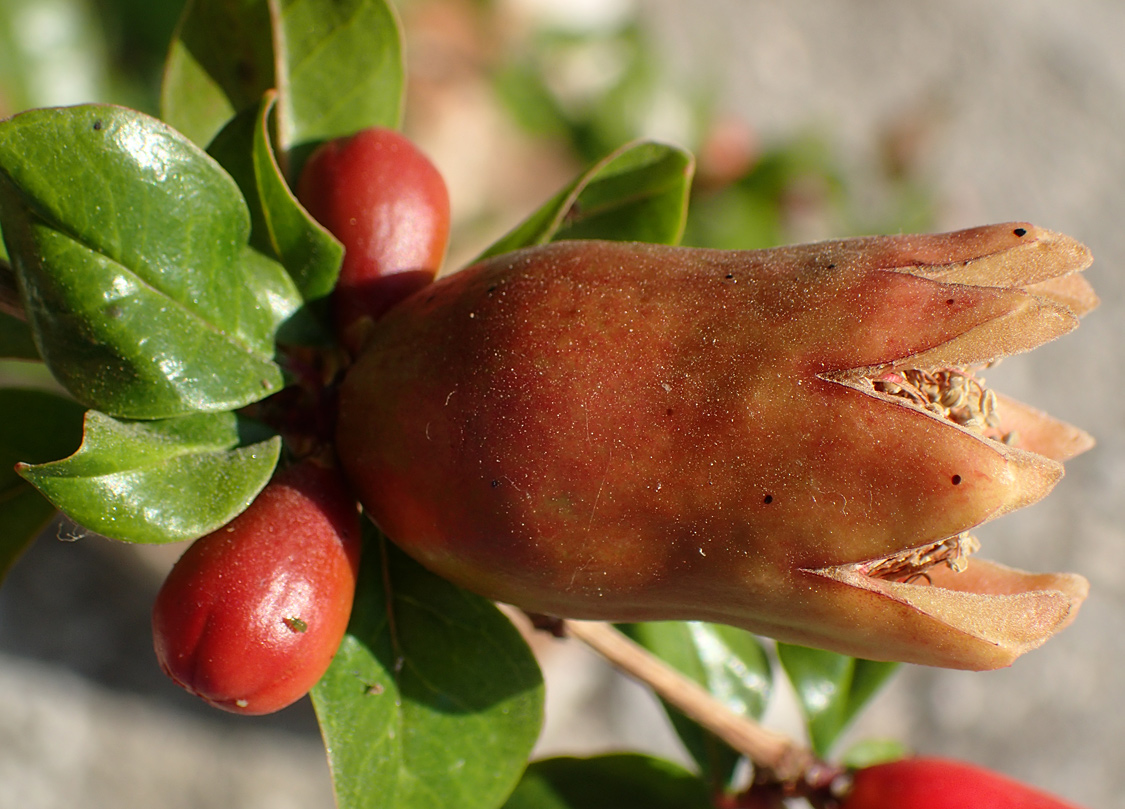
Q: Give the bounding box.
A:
[2,1,1123,807]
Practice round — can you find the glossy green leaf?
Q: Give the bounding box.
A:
[478,141,695,261]
[162,0,404,174]
[502,754,712,809]
[161,0,277,148]
[312,532,544,809]
[18,409,280,544]
[277,0,404,175]
[207,91,343,302]
[775,643,899,756]
[0,389,85,581]
[0,105,301,418]
[621,622,771,788]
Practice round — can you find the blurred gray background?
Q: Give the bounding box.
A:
[1,0,1122,807]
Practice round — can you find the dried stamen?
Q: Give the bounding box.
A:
[865,533,981,583]
[870,367,1015,443]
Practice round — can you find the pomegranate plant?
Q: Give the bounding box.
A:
[0,1,1101,808]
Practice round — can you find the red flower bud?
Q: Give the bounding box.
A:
[297,127,450,355]
[842,757,1086,808]
[337,223,1095,669]
[152,461,361,714]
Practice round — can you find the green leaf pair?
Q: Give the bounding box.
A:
[162,0,404,170]
[0,0,410,558]
[0,103,301,560]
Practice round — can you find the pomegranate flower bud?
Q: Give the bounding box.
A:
[841,756,1087,808]
[337,223,1096,670]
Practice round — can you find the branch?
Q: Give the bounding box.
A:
[564,620,838,786]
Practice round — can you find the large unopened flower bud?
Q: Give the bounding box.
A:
[336,223,1096,670]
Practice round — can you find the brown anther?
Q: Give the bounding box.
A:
[865,532,980,582]
[869,366,1005,445]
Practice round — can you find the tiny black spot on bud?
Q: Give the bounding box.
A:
[951,474,962,485]
[763,494,773,504]
[1013,227,1027,237]
[666,408,674,417]
[725,273,734,280]
[487,285,497,294]
[491,479,501,488]
[92,120,103,131]
[826,263,836,270]
[946,298,956,305]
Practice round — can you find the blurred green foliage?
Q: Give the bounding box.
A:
[0,0,183,115]
[2,0,936,251]
[485,2,935,250]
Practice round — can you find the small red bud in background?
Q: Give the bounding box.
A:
[842,757,1087,809]
[297,127,451,355]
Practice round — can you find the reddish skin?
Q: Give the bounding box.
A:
[336,227,1094,670]
[843,758,1085,809]
[297,127,451,355]
[152,461,361,715]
